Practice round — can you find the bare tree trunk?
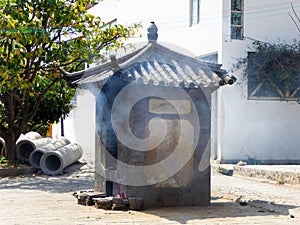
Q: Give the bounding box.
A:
[6,138,16,161]
[4,130,21,161]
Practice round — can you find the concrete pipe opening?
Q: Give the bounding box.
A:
[17,142,34,160]
[40,143,82,175]
[29,137,71,169]
[29,150,44,169]
[43,153,63,175]
[16,137,51,161]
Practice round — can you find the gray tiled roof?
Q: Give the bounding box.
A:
[64,42,229,89]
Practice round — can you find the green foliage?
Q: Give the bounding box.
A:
[0,0,141,159]
[277,179,285,185]
[235,40,300,100]
[0,156,7,164]
[217,165,225,172]
[247,40,300,84]
[23,78,75,136]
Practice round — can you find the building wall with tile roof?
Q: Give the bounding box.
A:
[54,0,300,164]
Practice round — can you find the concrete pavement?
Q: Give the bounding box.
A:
[212,171,300,215]
[0,161,299,224]
[213,164,300,185]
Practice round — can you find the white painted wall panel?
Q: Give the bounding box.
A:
[219,0,300,162]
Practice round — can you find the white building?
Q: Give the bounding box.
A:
[56,0,300,165]
[215,0,300,164]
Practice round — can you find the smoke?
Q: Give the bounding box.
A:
[74,41,212,186]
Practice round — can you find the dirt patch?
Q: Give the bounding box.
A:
[0,160,35,177]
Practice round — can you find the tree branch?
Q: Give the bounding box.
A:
[26,76,60,123]
[289,2,300,33]
[289,12,300,33]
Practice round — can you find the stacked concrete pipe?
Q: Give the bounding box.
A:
[16,132,52,162]
[0,137,5,156]
[40,143,83,175]
[29,136,70,169]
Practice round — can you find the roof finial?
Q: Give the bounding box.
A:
[147,21,158,43]
[110,53,120,73]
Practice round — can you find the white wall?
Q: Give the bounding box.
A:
[218,0,300,162]
[53,89,96,166]
[90,0,222,57]
[72,89,96,165]
[59,0,224,165]
[70,0,300,164]
[221,0,300,67]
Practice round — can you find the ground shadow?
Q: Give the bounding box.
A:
[136,199,294,224]
[1,163,299,223]
[243,199,298,215]
[0,161,94,193]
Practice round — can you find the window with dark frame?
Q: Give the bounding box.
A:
[247,52,300,100]
[190,0,201,26]
[231,0,243,39]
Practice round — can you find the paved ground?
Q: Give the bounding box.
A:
[212,172,300,215]
[0,161,300,225]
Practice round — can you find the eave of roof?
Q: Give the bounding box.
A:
[63,42,233,90]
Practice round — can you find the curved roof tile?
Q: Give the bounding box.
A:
[63,42,233,89]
